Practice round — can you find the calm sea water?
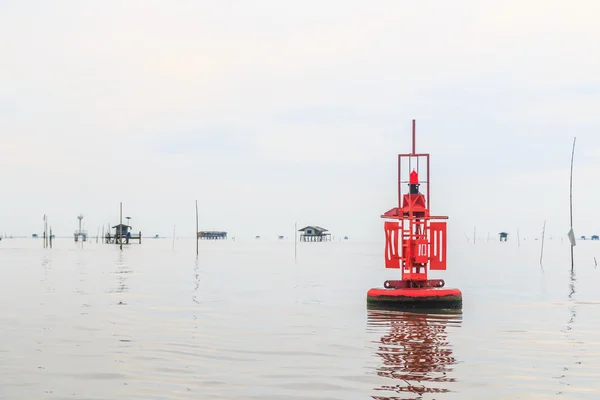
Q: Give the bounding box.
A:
[0,236,599,399]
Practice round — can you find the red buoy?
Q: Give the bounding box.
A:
[367,120,462,309]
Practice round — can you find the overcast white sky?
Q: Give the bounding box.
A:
[1,1,600,240]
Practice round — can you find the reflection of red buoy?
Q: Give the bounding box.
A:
[367,120,462,309]
[368,309,460,396]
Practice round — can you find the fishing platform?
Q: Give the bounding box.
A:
[74,214,87,242]
[367,120,462,309]
[105,224,142,244]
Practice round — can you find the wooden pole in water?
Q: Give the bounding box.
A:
[49,227,52,249]
[294,222,297,261]
[119,202,123,251]
[517,228,521,247]
[195,200,199,257]
[569,137,576,271]
[42,214,46,248]
[540,220,546,268]
[172,224,176,251]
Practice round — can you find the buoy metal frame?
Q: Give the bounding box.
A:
[367,120,462,309]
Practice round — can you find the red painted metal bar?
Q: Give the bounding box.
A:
[384,279,445,289]
[398,153,429,157]
[412,119,416,154]
[397,154,402,209]
[427,153,431,210]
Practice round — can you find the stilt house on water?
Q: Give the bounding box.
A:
[499,232,508,242]
[197,231,227,240]
[298,226,331,242]
[105,224,142,244]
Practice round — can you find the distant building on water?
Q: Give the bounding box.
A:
[197,231,227,240]
[298,226,332,242]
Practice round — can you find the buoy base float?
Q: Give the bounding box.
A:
[367,287,462,309]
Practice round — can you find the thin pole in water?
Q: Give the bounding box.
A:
[517,228,521,247]
[119,202,123,251]
[49,227,53,249]
[195,200,199,257]
[473,226,476,244]
[540,220,546,269]
[43,214,47,248]
[569,137,576,271]
[172,225,176,251]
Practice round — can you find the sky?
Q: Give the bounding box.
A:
[1,0,600,240]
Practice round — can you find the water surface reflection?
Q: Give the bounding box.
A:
[557,268,578,394]
[113,251,130,298]
[368,308,462,399]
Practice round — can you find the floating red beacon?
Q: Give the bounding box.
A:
[367,120,462,309]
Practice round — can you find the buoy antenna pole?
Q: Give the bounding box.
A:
[412,119,416,154]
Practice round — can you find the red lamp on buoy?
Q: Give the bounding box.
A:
[367,120,462,309]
